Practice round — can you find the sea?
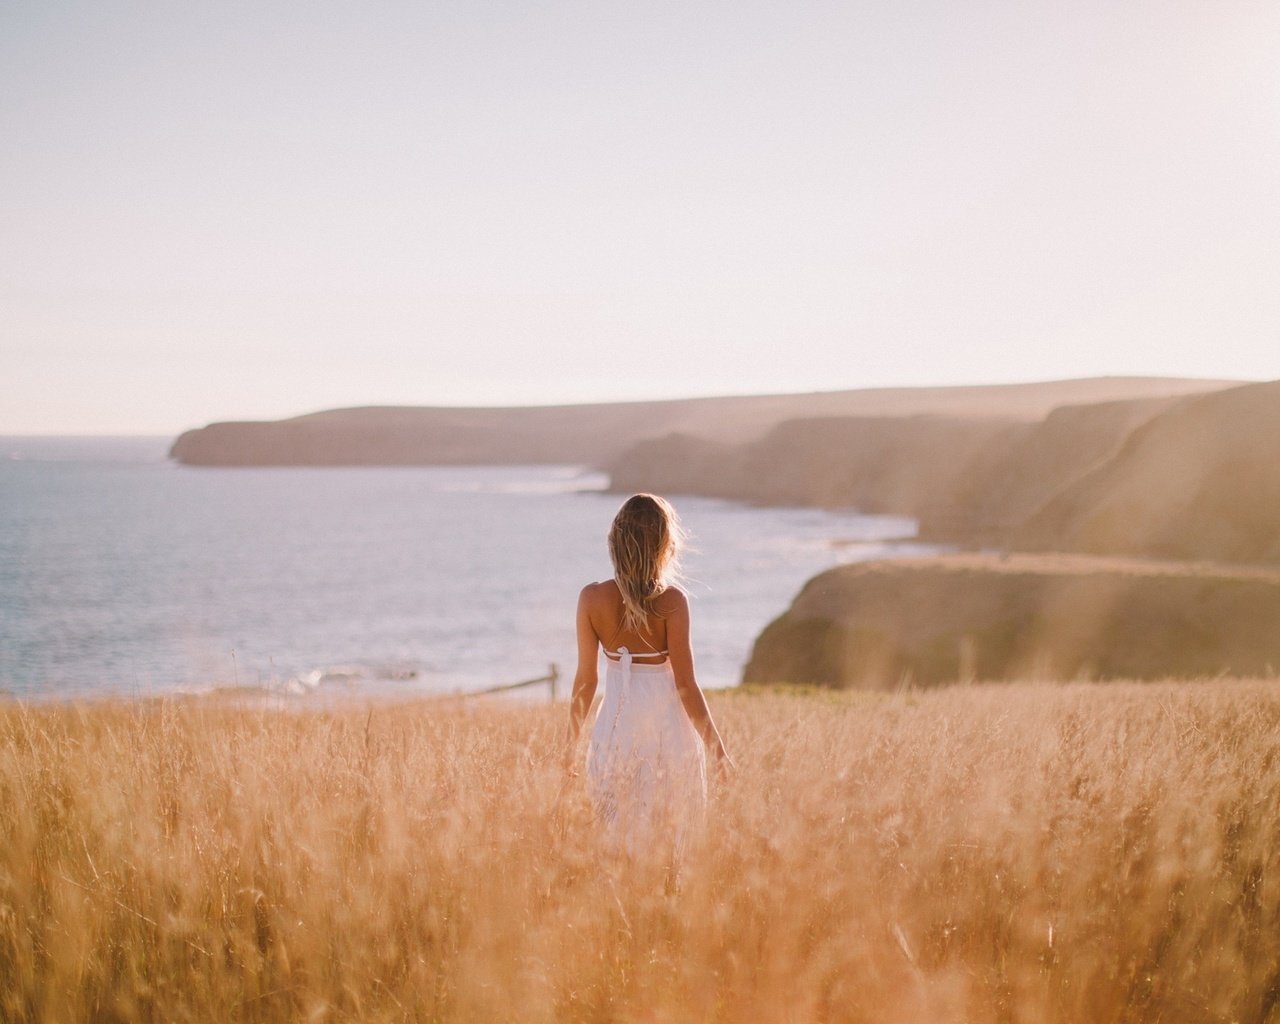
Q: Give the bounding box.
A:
[1,436,941,702]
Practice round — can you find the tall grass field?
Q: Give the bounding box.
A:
[2,682,1277,1023]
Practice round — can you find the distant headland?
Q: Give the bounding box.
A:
[171,376,1234,468]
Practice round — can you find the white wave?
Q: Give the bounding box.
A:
[434,466,608,495]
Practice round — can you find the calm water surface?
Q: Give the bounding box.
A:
[1,437,938,700]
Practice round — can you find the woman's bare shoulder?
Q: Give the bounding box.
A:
[579,579,620,605]
[653,584,689,616]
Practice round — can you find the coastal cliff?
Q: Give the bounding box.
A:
[744,554,1280,688]
[169,376,1231,467]
[605,397,1176,537]
[740,380,1280,689]
[610,379,1280,563]
[1014,380,1280,563]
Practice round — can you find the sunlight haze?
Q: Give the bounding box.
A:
[2,0,1277,433]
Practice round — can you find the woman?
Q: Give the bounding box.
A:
[567,493,732,854]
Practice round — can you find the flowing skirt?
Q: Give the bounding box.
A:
[586,653,707,857]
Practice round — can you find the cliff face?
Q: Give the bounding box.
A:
[740,382,1280,690]
[916,396,1186,542]
[1015,381,1280,563]
[744,554,1280,688]
[609,380,1280,564]
[606,416,1016,511]
[606,397,1179,534]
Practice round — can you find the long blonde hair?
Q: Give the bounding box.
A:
[607,493,685,636]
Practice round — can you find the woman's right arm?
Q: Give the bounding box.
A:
[665,588,731,766]
[566,585,600,755]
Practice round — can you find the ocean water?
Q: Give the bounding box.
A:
[1,437,939,701]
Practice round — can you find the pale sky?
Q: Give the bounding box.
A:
[2,0,1278,434]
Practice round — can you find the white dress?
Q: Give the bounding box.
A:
[586,644,708,856]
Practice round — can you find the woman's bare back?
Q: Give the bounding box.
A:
[583,579,680,663]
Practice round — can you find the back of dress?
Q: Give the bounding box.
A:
[586,604,707,857]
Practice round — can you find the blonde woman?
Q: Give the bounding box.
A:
[567,493,731,853]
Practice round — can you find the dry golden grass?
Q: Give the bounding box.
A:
[1,681,1278,1023]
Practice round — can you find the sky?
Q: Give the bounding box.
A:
[2,1,1278,435]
